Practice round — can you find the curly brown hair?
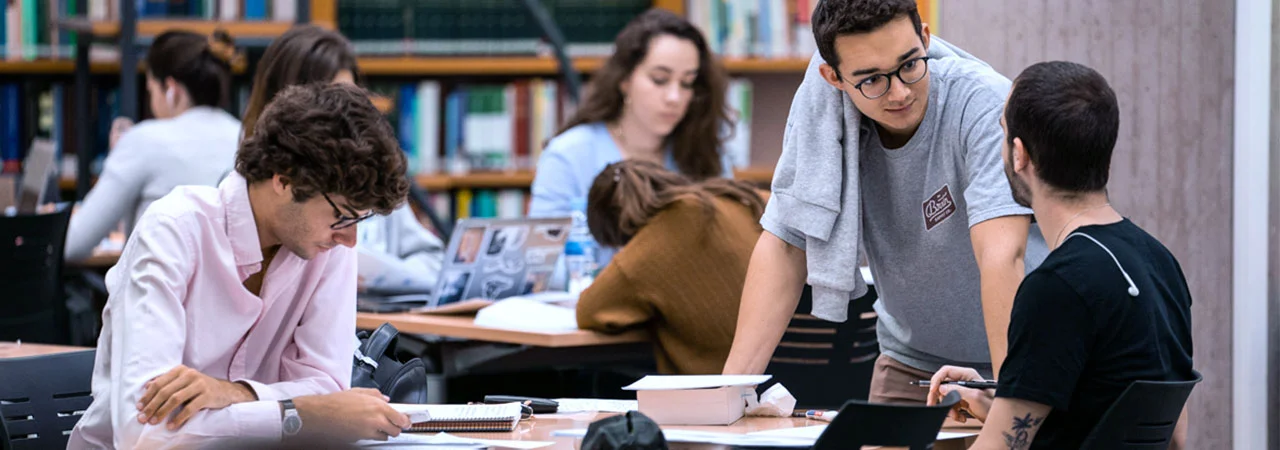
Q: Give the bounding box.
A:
[235,83,408,214]
[587,160,763,247]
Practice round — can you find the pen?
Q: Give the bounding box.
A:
[793,410,837,422]
[911,380,999,390]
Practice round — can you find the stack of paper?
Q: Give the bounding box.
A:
[474,298,578,332]
[357,431,553,449]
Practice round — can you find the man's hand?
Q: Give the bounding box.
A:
[293,388,411,442]
[136,365,257,429]
[927,365,994,423]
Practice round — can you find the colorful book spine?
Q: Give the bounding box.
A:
[1,84,22,173]
[397,82,418,173]
[218,0,238,20]
[444,87,466,173]
[21,0,35,60]
[497,189,524,219]
[473,189,497,218]
[272,0,295,21]
[5,1,19,60]
[455,188,473,219]
[415,80,441,175]
[243,0,266,20]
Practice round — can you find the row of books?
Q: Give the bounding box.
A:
[375,77,754,176]
[0,81,119,175]
[420,188,526,225]
[686,0,819,59]
[445,188,528,222]
[1,1,298,61]
[337,0,649,57]
[373,78,565,176]
[88,0,298,21]
[2,0,78,60]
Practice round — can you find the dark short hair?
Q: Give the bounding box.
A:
[1005,61,1119,194]
[235,83,409,214]
[146,29,236,107]
[812,0,923,75]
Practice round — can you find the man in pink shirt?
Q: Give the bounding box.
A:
[69,83,415,449]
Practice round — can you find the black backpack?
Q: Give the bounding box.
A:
[581,411,669,450]
[352,323,432,404]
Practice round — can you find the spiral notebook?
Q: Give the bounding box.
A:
[393,403,524,432]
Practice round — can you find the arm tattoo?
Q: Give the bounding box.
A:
[1002,413,1045,450]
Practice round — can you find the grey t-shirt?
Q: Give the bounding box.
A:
[858,57,1048,373]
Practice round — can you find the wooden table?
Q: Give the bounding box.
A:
[357,312,653,403]
[446,413,979,449]
[0,342,91,359]
[357,312,648,347]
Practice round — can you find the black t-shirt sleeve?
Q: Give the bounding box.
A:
[996,271,1095,411]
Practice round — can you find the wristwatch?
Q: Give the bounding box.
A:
[280,399,302,437]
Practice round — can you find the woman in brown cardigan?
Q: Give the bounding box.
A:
[578,160,764,374]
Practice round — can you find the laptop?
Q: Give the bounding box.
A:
[17,139,56,214]
[428,216,572,309]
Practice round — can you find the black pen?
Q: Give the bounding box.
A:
[911,380,999,390]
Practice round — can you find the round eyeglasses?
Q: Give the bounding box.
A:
[322,192,375,230]
[849,56,930,100]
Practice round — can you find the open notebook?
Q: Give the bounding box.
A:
[393,403,524,432]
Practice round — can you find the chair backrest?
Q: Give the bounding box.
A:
[0,204,73,344]
[0,350,96,450]
[764,285,879,409]
[1079,371,1202,450]
[811,391,960,450]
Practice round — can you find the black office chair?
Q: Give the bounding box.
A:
[0,349,96,450]
[0,203,73,344]
[1079,371,1202,450]
[763,285,879,409]
[807,390,960,450]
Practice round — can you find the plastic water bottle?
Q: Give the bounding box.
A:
[565,198,598,295]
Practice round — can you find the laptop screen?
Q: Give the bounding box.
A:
[432,217,572,308]
[17,139,56,214]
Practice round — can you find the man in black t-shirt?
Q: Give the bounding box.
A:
[923,61,1194,449]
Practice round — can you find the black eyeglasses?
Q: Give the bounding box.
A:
[848,56,930,100]
[322,193,375,230]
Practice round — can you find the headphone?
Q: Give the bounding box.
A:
[165,87,176,108]
[1062,232,1140,297]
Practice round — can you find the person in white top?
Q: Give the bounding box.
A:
[241,25,444,289]
[63,30,244,261]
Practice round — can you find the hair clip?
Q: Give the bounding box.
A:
[613,166,622,182]
[206,35,240,65]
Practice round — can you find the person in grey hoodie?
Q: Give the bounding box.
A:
[722,0,1047,405]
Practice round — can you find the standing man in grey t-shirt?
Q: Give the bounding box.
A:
[722,0,1048,404]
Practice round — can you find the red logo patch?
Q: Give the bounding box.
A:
[923,185,956,230]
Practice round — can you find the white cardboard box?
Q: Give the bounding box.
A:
[623,375,772,426]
